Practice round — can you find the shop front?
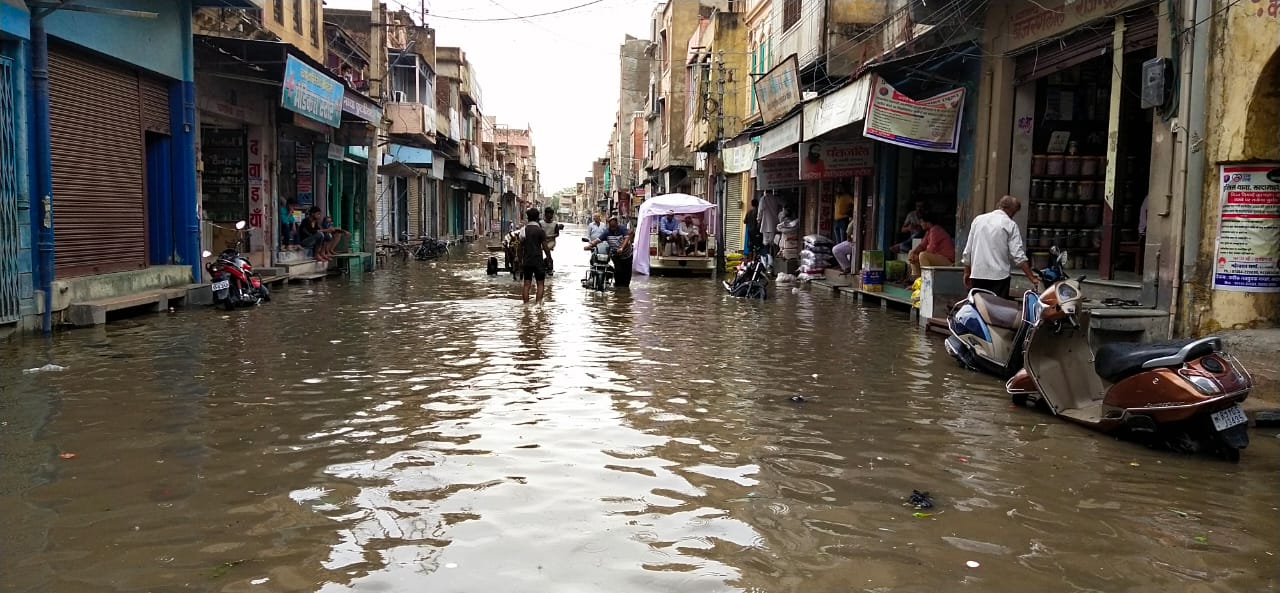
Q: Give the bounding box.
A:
[48,41,175,277]
[980,0,1168,286]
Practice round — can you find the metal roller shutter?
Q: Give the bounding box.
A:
[49,45,147,276]
[140,76,170,135]
[725,173,744,253]
[1014,7,1160,85]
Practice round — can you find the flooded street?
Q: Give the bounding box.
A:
[3,226,1278,593]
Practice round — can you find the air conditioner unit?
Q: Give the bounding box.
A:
[392,91,407,102]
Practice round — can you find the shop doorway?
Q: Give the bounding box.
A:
[1015,13,1157,281]
[145,132,173,265]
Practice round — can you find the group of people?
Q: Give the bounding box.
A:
[742,187,1034,299]
[656,211,704,256]
[280,201,349,262]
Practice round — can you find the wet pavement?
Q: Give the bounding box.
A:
[2,225,1278,593]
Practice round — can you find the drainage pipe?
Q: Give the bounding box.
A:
[1178,0,1212,334]
[30,16,53,335]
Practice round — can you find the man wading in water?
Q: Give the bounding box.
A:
[519,208,548,304]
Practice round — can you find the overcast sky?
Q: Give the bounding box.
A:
[326,0,658,193]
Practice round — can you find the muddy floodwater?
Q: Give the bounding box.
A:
[3,226,1278,593]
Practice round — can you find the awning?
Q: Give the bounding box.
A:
[377,161,419,177]
[448,167,493,195]
[387,144,433,166]
[803,75,872,141]
[756,113,802,159]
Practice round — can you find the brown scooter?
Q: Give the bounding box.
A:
[1007,298,1252,461]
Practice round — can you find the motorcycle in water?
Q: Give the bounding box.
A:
[944,247,1074,379]
[414,235,449,261]
[723,254,769,299]
[581,237,614,291]
[1007,312,1253,461]
[202,221,270,310]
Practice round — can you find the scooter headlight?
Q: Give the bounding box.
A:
[1179,370,1222,395]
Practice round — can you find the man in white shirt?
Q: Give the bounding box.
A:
[678,215,702,255]
[961,195,1039,298]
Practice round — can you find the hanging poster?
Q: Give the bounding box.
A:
[863,75,965,153]
[296,143,314,206]
[1213,164,1280,292]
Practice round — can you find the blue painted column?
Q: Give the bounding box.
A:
[874,144,898,253]
[171,0,199,278]
[30,16,53,334]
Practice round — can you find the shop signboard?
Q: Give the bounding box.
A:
[753,55,801,125]
[281,54,343,128]
[341,91,383,127]
[863,76,965,153]
[803,75,872,141]
[1212,164,1280,292]
[755,157,804,190]
[799,140,874,179]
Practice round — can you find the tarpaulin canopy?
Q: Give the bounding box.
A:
[633,193,718,276]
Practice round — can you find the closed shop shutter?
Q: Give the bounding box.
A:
[1014,29,1111,85]
[1123,10,1158,53]
[140,76,170,135]
[725,173,744,252]
[49,45,148,276]
[1015,8,1160,85]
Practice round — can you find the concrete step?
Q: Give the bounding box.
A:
[288,272,328,283]
[67,289,177,327]
[256,267,285,277]
[275,249,314,265]
[281,259,327,278]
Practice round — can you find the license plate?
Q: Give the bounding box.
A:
[211,280,230,291]
[1211,405,1248,431]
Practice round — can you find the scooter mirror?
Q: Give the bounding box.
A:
[201,250,213,258]
[235,220,247,230]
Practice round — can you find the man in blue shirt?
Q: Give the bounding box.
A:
[587,211,608,242]
[657,211,680,255]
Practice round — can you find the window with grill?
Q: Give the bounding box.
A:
[783,0,801,30]
[293,0,303,34]
[273,0,283,23]
[311,0,320,46]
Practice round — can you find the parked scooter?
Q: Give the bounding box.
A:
[723,254,769,299]
[1007,313,1253,461]
[945,247,1073,378]
[581,237,614,291]
[202,221,270,310]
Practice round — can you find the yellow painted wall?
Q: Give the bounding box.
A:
[1184,5,1280,333]
[262,0,325,62]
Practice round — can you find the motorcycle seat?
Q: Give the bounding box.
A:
[1094,339,1218,383]
[972,292,1022,330]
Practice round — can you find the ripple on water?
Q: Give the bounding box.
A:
[2,237,1277,593]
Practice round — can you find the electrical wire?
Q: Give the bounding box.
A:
[426,0,608,22]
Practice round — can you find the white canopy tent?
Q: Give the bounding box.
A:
[632,193,719,276]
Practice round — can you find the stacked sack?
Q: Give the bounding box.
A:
[798,234,837,281]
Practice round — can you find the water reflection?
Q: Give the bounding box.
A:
[0,229,1276,593]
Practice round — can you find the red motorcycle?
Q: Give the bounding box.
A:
[202,221,270,310]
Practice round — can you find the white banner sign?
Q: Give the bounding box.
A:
[803,75,872,141]
[722,143,757,174]
[799,140,874,179]
[863,75,965,153]
[757,114,802,158]
[755,157,804,191]
[1213,164,1280,292]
